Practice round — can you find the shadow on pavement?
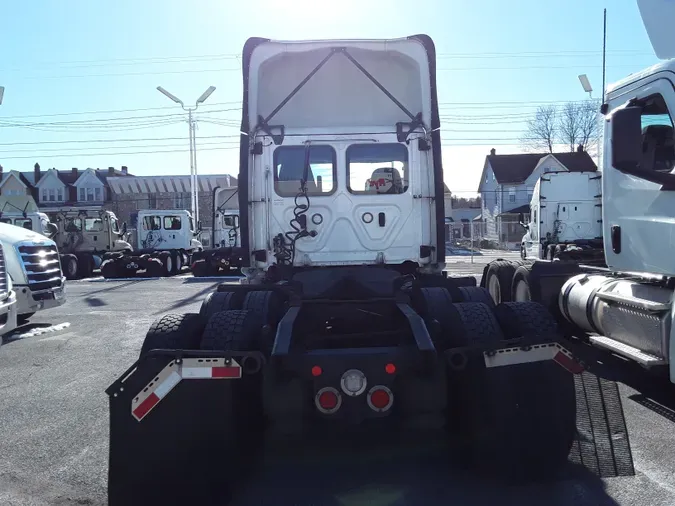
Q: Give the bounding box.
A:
[230,439,621,506]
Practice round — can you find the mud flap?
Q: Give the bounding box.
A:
[481,341,635,478]
[106,350,265,506]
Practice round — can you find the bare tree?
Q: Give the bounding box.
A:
[522,105,557,153]
[559,102,581,152]
[576,99,601,152]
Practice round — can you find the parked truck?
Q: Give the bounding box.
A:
[0,242,18,339]
[482,0,675,384]
[519,171,604,264]
[51,209,131,279]
[106,34,633,505]
[191,187,243,276]
[131,209,203,276]
[0,222,65,324]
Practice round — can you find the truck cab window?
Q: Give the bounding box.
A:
[65,218,82,232]
[111,219,120,234]
[639,94,675,173]
[347,143,409,195]
[84,218,104,232]
[273,145,336,197]
[163,216,182,230]
[143,216,161,231]
[15,219,32,230]
[0,218,11,224]
[223,216,238,227]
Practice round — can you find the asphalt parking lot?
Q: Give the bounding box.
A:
[0,273,674,505]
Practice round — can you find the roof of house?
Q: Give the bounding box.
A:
[486,151,597,185]
[107,174,237,195]
[1,167,133,188]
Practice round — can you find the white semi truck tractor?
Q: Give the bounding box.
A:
[482,0,675,383]
[191,187,244,276]
[0,223,66,324]
[519,171,604,264]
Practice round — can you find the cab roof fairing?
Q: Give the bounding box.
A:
[243,37,435,138]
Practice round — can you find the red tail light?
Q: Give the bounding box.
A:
[367,385,393,412]
[315,387,341,414]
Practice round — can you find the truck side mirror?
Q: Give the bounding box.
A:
[197,220,202,232]
[611,106,643,173]
[518,212,524,223]
[46,222,58,237]
[121,222,128,235]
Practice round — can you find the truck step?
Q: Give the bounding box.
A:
[589,335,666,368]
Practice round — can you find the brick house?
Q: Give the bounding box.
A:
[106,174,237,247]
[477,146,597,249]
[0,163,133,218]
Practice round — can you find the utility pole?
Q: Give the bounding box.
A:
[156,85,216,225]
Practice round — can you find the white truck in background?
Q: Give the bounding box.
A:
[0,223,65,324]
[191,187,243,276]
[519,171,604,264]
[0,242,18,339]
[133,209,203,275]
[481,0,675,384]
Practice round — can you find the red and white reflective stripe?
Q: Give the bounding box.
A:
[131,357,242,422]
[483,342,584,374]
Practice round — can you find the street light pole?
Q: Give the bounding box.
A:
[0,86,5,106]
[156,85,216,225]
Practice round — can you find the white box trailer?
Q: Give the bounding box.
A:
[520,171,603,263]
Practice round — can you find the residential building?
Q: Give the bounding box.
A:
[477,146,597,248]
[0,163,132,217]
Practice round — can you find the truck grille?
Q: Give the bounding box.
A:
[17,243,63,292]
[0,244,8,300]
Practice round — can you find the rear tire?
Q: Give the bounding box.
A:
[140,313,202,357]
[199,291,243,325]
[448,301,574,482]
[484,260,517,305]
[242,290,285,353]
[158,252,172,277]
[63,254,78,280]
[172,250,182,275]
[511,265,534,302]
[458,286,495,309]
[494,301,562,340]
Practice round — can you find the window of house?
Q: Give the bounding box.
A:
[95,187,102,201]
[273,145,336,197]
[79,188,85,201]
[148,194,157,209]
[143,216,161,230]
[638,94,675,173]
[163,216,182,230]
[42,189,48,201]
[57,188,63,201]
[346,143,408,195]
[47,188,55,202]
[527,187,534,200]
[509,187,516,203]
[84,218,104,232]
[86,187,94,201]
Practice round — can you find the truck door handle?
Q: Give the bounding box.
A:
[378,212,385,227]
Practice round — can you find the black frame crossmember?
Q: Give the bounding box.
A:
[255,47,425,145]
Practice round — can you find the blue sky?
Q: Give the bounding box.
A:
[0,0,660,198]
